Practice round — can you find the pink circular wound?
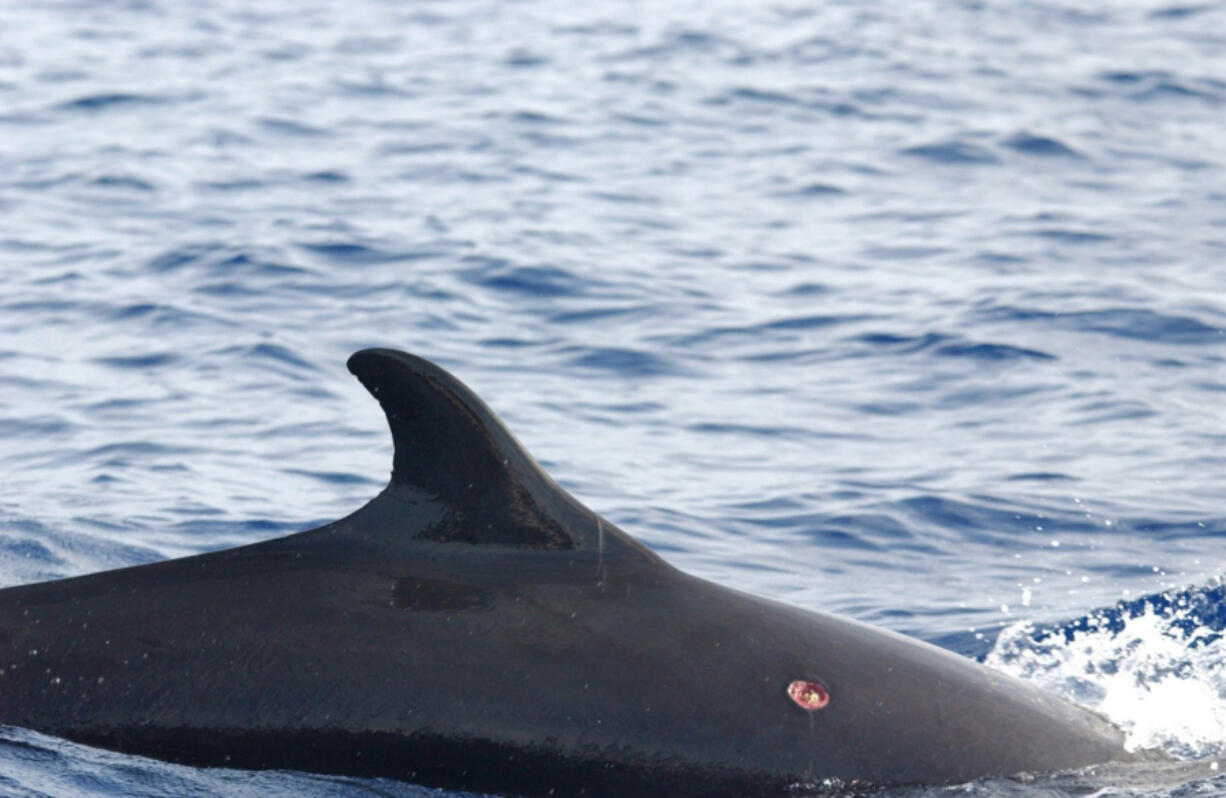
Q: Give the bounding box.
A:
[787,679,829,710]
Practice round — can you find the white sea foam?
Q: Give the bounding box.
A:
[986,589,1226,760]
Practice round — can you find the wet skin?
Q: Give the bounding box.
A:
[0,349,1128,796]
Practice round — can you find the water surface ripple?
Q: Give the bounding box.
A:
[2,0,1226,795]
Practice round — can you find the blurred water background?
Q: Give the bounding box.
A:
[2,0,1226,795]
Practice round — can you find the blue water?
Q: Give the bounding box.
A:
[2,0,1226,794]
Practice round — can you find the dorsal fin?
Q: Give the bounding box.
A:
[347,348,651,556]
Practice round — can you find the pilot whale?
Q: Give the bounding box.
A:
[0,349,1127,795]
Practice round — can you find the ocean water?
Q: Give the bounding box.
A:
[2,0,1226,794]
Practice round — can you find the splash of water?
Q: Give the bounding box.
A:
[986,582,1226,759]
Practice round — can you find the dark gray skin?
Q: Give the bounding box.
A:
[0,349,1128,796]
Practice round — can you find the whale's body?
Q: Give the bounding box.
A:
[0,350,1126,796]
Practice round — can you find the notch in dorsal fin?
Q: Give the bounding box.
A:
[347,349,648,556]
